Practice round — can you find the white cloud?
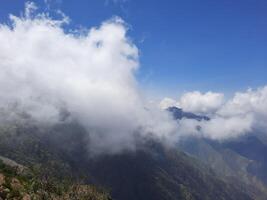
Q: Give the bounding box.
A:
[161,86,267,140]
[200,115,253,140]
[0,2,179,154]
[198,87,267,140]
[216,86,267,134]
[218,86,267,118]
[160,91,224,114]
[178,91,224,114]
[2,2,267,153]
[159,97,177,109]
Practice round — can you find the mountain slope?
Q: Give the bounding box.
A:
[167,106,267,199]
[0,122,256,200]
[86,143,252,200]
[0,157,111,200]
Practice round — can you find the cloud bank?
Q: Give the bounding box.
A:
[161,86,267,140]
[160,91,224,114]
[0,2,179,154]
[1,2,267,154]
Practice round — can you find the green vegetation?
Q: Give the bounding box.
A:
[0,122,262,200]
[0,159,111,200]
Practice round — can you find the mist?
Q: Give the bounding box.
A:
[0,2,180,154]
[1,2,267,155]
[161,86,267,140]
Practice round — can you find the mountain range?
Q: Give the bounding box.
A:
[0,107,267,199]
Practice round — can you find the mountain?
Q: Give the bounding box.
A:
[167,107,210,121]
[221,135,267,184]
[0,125,111,200]
[0,159,111,200]
[86,142,253,200]
[0,121,256,200]
[167,106,267,199]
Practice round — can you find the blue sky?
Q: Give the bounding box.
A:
[1,0,267,98]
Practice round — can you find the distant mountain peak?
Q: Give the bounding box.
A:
[167,106,210,121]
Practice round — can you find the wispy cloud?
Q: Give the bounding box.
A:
[104,0,129,6]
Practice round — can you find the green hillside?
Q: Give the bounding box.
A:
[0,122,258,200]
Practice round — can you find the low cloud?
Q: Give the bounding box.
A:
[178,91,224,114]
[0,2,178,154]
[159,98,178,110]
[161,86,267,140]
[160,91,224,114]
[2,2,267,154]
